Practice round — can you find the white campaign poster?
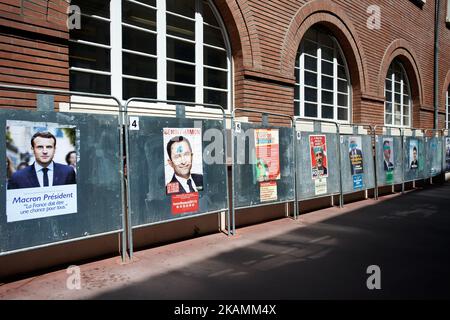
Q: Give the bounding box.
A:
[163,127,203,195]
[7,185,77,222]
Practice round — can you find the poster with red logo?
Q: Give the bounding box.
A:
[163,127,203,195]
[254,129,280,182]
[309,135,328,180]
[171,192,199,215]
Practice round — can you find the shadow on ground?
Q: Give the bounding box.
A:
[91,183,450,300]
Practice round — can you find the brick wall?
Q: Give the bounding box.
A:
[0,0,70,109]
[0,0,448,128]
[440,1,450,128]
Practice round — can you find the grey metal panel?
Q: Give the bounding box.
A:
[36,94,54,112]
[296,131,340,200]
[425,136,443,177]
[375,135,403,186]
[128,117,228,226]
[340,135,376,194]
[403,136,426,182]
[0,109,123,254]
[234,123,294,208]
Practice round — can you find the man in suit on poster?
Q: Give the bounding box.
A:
[166,135,203,194]
[349,138,364,175]
[383,140,394,171]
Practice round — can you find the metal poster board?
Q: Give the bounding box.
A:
[295,120,341,201]
[127,116,228,226]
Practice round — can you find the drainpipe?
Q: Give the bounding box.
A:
[434,0,441,129]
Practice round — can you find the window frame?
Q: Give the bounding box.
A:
[294,29,352,124]
[446,87,449,129]
[68,9,113,95]
[69,0,232,110]
[447,0,450,27]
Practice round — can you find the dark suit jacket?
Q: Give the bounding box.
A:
[384,160,394,171]
[313,166,327,176]
[167,173,203,194]
[7,163,76,190]
[349,148,364,175]
[410,160,418,169]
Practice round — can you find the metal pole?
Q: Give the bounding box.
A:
[122,103,133,260]
[337,124,344,208]
[441,129,445,184]
[434,0,441,130]
[401,128,405,194]
[123,97,227,250]
[231,108,296,232]
[373,125,379,200]
[0,83,127,259]
[293,120,299,220]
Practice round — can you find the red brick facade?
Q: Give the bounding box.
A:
[0,0,449,128]
[216,0,450,128]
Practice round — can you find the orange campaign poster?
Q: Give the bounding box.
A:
[309,134,328,180]
[260,181,278,202]
[254,129,280,182]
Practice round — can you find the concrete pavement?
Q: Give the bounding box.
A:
[1,183,450,299]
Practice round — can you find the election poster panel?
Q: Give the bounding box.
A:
[409,139,419,170]
[5,120,77,223]
[309,135,328,180]
[253,129,280,183]
[349,136,364,175]
[163,128,203,215]
[446,137,450,172]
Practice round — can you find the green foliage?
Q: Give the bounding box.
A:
[62,128,76,146]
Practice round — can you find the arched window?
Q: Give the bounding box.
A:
[69,0,231,109]
[384,59,411,127]
[294,27,351,122]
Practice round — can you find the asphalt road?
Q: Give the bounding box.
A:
[1,183,450,300]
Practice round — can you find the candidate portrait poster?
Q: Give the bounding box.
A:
[163,128,203,196]
[5,120,77,223]
[409,139,419,170]
[349,136,364,175]
[309,135,328,180]
[254,129,280,182]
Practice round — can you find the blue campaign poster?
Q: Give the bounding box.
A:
[353,174,363,190]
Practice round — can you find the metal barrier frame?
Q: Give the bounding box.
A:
[231,108,297,234]
[0,84,127,261]
[445,129,450,174]
[294,118,343,210]
[424,129,446,184]
[373,125,405,200]
[123,98,230,258]
[337,123,375,202]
